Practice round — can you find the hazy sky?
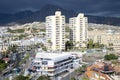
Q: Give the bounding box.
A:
[0,0,119,17]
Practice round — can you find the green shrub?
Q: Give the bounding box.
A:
[104,54,118,60]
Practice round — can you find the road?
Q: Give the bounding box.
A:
[0,45,37,80]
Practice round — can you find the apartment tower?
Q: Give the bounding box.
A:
[69,13,88,48]
[46,11,65,51]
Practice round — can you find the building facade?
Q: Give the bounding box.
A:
[32,52,73,76]
[88,30,120,52]
[46,11,65,51]
[69,13,88,48]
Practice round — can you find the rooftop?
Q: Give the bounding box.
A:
[35,52,72,62]
[90,62,114,74]
[2,58,10,62]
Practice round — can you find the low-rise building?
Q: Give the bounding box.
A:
[3,58,10,63]
[86,61,115,80]
[32,52,73,76]
[9,37,45,47]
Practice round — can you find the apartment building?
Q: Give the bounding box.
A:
[32,52,73,76]
[46,11,65,51]
[88,29,106,43]
[88,29,120,52]
[69,13,88,48]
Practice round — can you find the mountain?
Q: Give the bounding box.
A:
[0,4,120,26]
[87,15,120,26]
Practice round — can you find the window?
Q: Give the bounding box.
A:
[42,61,48,65]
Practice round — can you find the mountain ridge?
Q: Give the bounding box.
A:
[0,4,120,26]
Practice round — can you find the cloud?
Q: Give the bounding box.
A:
[0,0,119,17]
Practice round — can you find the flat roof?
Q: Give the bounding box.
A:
[35,52,72,62]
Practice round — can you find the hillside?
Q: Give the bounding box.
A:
[0,4,120,26]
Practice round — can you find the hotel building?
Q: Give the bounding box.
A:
[69,13,88,48]
[32,52,73,76]
[46,11,65,51]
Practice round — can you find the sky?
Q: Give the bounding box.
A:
[0,0,120,17]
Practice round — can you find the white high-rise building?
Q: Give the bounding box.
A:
[46,11,65,51]
[69,13,88,48]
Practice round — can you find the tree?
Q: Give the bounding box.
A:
[48,40,52,47]
[87,40,94,49]
[82,77,89,80]
[13,75,29,80]
[94,43,100,48]
[37,75,50,80]
[7,28,25,33]
[18,34,26,40]
[75,65,87,75]
[104,54,118,61]
[70,77,76,80]
[94,43,104,48]
[0,60,8,71]
[87,40,104,49]
[65,41,73,51]
[7,45,18,53]
[42,47,47,51]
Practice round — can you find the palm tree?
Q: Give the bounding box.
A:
[65,41,73,51]
[75,41,80,48]
[37,75,50,80]
[14,75,29,80]
[70,77,76,80]
[48,40,52,50]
